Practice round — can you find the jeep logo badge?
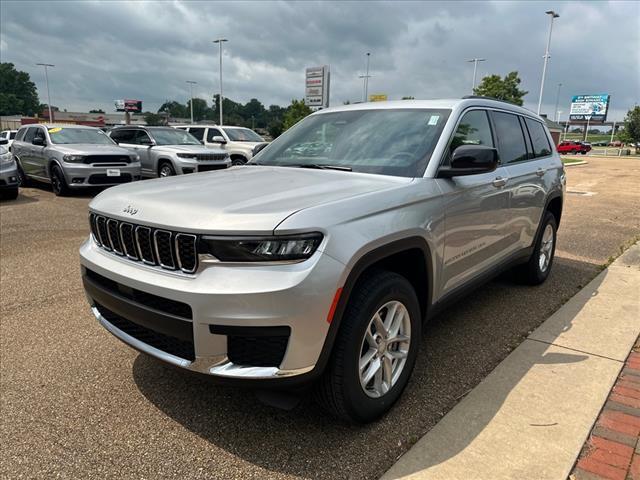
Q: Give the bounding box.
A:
[122,205,138,215]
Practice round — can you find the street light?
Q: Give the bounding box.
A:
[536,10,560,115]
[36,63,55,121]
[213,38,228,125]
[358,53,372,102]
[467,58,486,92]
[186,80,197,124]
[554,82,562,121]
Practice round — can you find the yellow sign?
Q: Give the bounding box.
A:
[369,94,388,102]
[48,127,62,133]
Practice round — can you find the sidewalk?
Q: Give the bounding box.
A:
[382,243,640,480]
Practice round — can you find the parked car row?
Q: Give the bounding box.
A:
[5,122,265,198]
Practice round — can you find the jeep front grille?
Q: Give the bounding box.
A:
[195,153,227,161]
[89,213,198,273]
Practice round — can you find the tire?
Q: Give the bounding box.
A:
[514,211,557,285]
[50,164,70,196]
[315,271,421,423]
[16,162,30,187]
[231,156,246,166]
[581,151,587,155]
[158,161,176,177]
[1,187,18,200]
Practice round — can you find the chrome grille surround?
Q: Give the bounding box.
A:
[89,213,198,274]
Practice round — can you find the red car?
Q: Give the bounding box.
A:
[557,141,591,155]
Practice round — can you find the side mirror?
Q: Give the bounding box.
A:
[252,142,269,156]
[32,136,46,146]
[212,135,227,144]
[438,145,499,178]
[139,138,154,146]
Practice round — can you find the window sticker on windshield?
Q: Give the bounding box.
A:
[48,127,62,133]
[428,115,440,126]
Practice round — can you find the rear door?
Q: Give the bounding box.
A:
[438,109,512,295]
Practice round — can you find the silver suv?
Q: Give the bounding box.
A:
[80,98,565,423]
[108,126,230,177]
[12,124,141,196]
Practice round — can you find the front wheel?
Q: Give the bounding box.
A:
[514,211,557,285]
[315,271,421,423]
[158,162,176,177]
[50,165,70,196]
[1,187,18,200]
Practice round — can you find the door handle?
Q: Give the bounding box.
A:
[536,168,546,177]
[492,176,508,188]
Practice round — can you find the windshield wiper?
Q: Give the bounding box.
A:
[292,163,352,172]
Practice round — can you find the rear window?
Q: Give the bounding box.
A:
[9,131,17,139]
[23,127,37,143]
[189,128,205,141]
[491,111,528,164]
[525,118,552,157]
[15,128,27,141]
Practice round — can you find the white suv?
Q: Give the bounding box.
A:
[174,125,266,165]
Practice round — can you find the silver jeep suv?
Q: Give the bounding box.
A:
[12,124,141,196]
[108,126,230,177]
[80,98,565,423]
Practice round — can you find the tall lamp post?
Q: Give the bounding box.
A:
[36,63,55,121]
[358,53,372,102]
[213,38,228,125]
[537,10,560,115]
[186,80,197,124]
[554,82,562,121]
[467,58,486,92]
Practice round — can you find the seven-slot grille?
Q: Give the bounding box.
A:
[89,213,198,273]
[195,153,227,161]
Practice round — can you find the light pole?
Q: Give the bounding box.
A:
[186,80,197,124]
[467,58,486,92]
[213,38,228,125]
[358,53,372,102]
[556,110,563,123]
[537,10,560,115]
[554,82,562,121]
[36,63,55,121]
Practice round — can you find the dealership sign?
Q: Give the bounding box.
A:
[305,65,330,110]
[369,94,388,102]
[569,94,610,122]
[114,99,143,113]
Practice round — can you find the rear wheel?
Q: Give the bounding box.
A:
[315,271,421,423]
[514,211,557,285]
[1,187,18,200]
[158,161,176,177]
[50,165,69,196]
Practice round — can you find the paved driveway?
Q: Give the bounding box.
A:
[1,158,639,479]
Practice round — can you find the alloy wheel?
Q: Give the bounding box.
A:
[538,223,554,272]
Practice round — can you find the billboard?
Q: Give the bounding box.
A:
[569,94,610,122]
[305,66,330,110]
[369,94,387,102]
[115,99,143,113]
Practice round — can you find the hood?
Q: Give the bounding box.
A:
[154,144,226,154]
[54,144,134,156]
[90,166,411,233]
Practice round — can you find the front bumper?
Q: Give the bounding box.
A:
[0,161,19,188]
[80,238,344,383]
[174,158,231,175]
[61,161,142,188]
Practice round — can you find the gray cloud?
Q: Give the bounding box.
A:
[1,0,638,121]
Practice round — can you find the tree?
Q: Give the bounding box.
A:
[267,119,284,138]
[283,99,312,131]
[143,112,164,126]
[187,98,208,121]
[158,101,188,119]
[0,63,40,115]
[619,106,640,152]
[473,71,528,106]
[89,109,105,113]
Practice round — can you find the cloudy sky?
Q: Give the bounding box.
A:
[1,1,638,121]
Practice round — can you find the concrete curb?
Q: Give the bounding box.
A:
[563,160,589,167]
[381,243,640,480]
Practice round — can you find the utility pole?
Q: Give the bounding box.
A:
[537,10,560,115]
[554,83,562,121]
[610,121,616,144]
[213,38,228,125]
[358,53,372,102]
[467,58,486,92]
[36,63,55,121]
[186,80,197,124]
[584,116,591,143]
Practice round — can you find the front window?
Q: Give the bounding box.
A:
[149,128,201,146]
[9,131,17,139]
[48,127,115,145]
[253,108,451,177]
[223,127,264,142]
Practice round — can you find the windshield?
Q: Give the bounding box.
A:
[151,128,201,145]
[48,127,115,145]
[253,108,450,177]
[223,127,264,142]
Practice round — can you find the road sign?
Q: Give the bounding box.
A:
[569,94,610,122]
[115,99,143,113]
[305,66,330,110]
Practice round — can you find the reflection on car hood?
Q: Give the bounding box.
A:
[89,166,410,233]
[53,144,134,156]
[153,145,227,154]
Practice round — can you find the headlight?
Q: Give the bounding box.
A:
[63,154,86,162]
[0,152,12,164]
[176,153,196,159]
[131,154,140,161]
[200,233,323,262]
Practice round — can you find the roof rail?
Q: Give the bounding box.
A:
[461,95,523,108]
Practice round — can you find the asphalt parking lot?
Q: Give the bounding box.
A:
[1,157,639,480]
